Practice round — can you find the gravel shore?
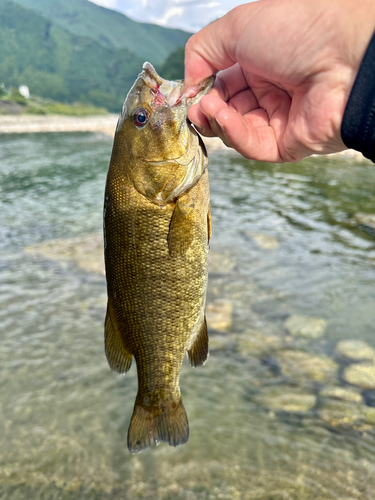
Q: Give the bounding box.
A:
[0,113,367,160]
[0,114,119,135]
[0,113,231,153]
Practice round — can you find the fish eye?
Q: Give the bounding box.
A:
[133,108,149,129]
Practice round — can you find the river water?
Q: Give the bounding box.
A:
[1,132,375,499]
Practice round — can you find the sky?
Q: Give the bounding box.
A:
[88,0,251,33]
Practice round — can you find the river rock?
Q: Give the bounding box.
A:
[343,363,375,389]
[237,329,283,358]
[319,386,363,403]
[276,350,338,385]
[335,340,375,362]
[318,399,375,429]
[209,334,236,353]
[283,315,327,339]
[253,386,316,413]
[208,251,236,273]
[244,231,279,250]
[353,212,375,230]
[24,232,104,275]
[206,299,233,331]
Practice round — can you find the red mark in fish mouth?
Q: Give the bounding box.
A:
[153,88,167,106]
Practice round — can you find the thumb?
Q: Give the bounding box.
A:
[184,10,241,88]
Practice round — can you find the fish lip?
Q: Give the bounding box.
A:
[180,75,215,106]
[142,62,163,90]
[141,62,214,109]
[167,76,214,107]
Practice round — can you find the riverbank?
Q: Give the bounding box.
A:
[0,113,232,153]
[0,113,119,136]
[0,113,367,159]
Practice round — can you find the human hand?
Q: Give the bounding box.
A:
[184,0,375,162]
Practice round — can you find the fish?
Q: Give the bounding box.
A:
[103,62,214,453]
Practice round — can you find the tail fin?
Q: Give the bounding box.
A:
[127,398,189,454]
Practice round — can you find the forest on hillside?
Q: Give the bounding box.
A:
[0,0,189,111]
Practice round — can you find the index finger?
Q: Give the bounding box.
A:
[211,64,250,101]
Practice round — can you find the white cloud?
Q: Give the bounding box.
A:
[90,0,117,8]
[88,0,250,32]
[150,7,184,27]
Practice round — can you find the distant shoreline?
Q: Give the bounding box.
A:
[0,114,119,136]
[0,113,366,160]
[0,114,234,153]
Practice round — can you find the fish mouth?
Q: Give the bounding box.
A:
[142,62,214,109]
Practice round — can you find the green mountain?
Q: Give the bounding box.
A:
[10,0,191,66]
[159,47,185,81]
[0,0,191,111]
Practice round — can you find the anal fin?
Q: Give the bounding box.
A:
[187,317,209,367]
[104,296,132,373]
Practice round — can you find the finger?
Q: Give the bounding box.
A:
[197,94,232,138]
[246,78,293,159]
[243,108,270,128]
[189,94,228,135]
[189,93,267,140]
[198,94,234,137]
[184,9,243,88]
[212,64,250,101]
[191,85,294,162]
[191,92,265,136]
[188,104,216,137]
[214,107,282,162]
[228,88,259,115]
[200,95,262,154]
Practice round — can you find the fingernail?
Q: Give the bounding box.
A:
[193,123,205,133]
[216,115,225,128]
[201,110,212,122]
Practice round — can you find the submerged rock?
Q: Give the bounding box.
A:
[244,231,279,250]
[253,386,316,413]
[206,299,233,331]
[275,350,338,385]
[283,315,327,339]
[319,386,363,403]
[343,363,375,389]
[353,212,375,230]
[237,329,283,358]
[318,399,375,429]
[335,340,375,362]
[209,334,237,353]
[24,232,104,275]
[208,251,236,273]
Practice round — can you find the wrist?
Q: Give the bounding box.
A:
[341,30,375,161]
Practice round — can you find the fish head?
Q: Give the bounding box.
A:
[113,62,214,204]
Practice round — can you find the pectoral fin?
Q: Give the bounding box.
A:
[187,317,209,367]
[167,198,195,257]
[104,296,133,373]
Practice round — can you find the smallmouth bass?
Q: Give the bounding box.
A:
[104,63,213,453]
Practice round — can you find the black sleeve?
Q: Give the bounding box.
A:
[341,31,375,162]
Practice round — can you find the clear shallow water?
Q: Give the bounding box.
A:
[1,133,375,499]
